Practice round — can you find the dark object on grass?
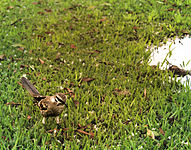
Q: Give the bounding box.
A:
[20,77,67,124]
[168,65,191,77]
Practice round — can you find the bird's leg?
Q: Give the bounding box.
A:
[55,116,60,124]
[42,117,46,124]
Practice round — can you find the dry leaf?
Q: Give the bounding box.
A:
[144,88,147,98]
[29,50,33,54]
[100,17,107,23]
[182,30,189,35]
[45,31,54,35]
[89,50,101,54]
[78,124,82,128]
[94,50,101,53]
[62,128,70,131]
[0,54,5,60]
[32,2,41,5]
[18,47,24,51]
[147,129,155,139]
[65,88,75,98]
[73,100,79,106]
[37,35,44,38]
[17,81,23,87]
[65,87,73,93]
[6,101,21,107]
[89,132,94,138]
[32,2,38,5]
[45,9,52,12]
[132,26,139,30]
[46,41,53,46]
[113,89,130,96]
[27,115,32,120]
[48,128,59,133]
[42,77,46,81]
[48,129,54,133]
[37,12,44,15]
[76,129,94,138]
[39,58,45,64]
[7,6,14,9]
[138,108,143,115]
[167,8,176,11]
[71,44,77,49]
[56,52,61,60]
[159,128,165,136]
[81,77,95,82]
[20,64,29,69]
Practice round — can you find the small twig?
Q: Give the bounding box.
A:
[6,101,21,107]
[9,19,22,26]
[76,129,94,138]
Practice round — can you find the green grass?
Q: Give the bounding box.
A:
[0,0,191,149]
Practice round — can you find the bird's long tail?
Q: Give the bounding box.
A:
[20,77,45,100]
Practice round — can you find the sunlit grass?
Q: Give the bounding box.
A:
[0,0,191,149]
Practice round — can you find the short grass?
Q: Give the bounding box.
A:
[0,0,191,149]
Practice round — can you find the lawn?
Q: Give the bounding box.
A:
[0,0,191,149]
